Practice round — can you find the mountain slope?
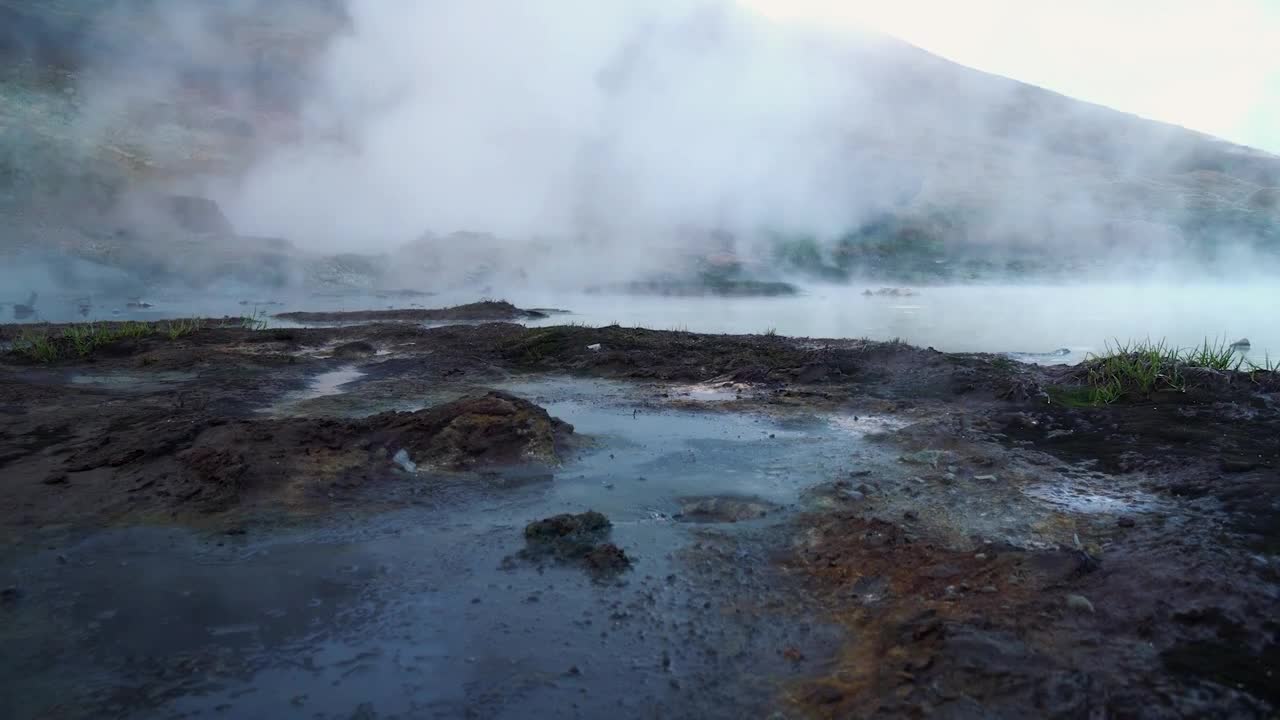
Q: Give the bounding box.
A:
[1,0,1277,293]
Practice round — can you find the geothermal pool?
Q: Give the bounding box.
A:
[7,282,1276,365]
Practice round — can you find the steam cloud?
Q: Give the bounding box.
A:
[225,2,895,259]
[45,0,1280,288]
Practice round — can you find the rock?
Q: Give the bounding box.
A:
[522,511,631,578]
[587,343,602,352]
[1065,594,1095,614]
[675,495,776,523]
[42,473,69,485]
[974,474,998,482]
[1229,338,1251,349]
[1116,516,1136,528]
[392,449,417,473]
[524,511,610,541]
[0,586,21,604]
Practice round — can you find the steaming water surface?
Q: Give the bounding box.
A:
[510,283,1280,364]
[12,283,1277,364]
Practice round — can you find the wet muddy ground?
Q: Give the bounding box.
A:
[1,308,1277,718]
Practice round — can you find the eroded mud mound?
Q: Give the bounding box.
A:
[362,390,574,469]
[8,390,573,522]
[180,390,573,506]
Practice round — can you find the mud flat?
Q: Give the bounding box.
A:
[0,305,1277,718]
[273,300,548,324]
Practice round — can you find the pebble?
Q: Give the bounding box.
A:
[974,474,998,482]
[1117,516,1136,528]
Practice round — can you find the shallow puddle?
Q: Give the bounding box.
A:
[1,377,888,719]
[263,366,368,416]
[304,367,366,399]
[67,371,197,391]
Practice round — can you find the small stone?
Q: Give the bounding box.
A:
[974,474,998,482]
[902,510,919,521]
[1,586,21,603]
[587,344,602,352]
[1065,594,1095,614]
[566,665,581,676]
[392,449,417,473]
[974,553,987,560]
[42,474,69,486]
[1116,516,1136,528]
[979,585,998,594]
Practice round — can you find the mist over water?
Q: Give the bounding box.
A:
[212,0,1279,273]
[4,0,1279,358]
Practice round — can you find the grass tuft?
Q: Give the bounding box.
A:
[1182,338,1246,371]
[1077,337,1265,404]
[239,309,269,331]
[1083,339,1184,404]
[162,317,203,340]
[14,329,61,363]
[13,321,156,362]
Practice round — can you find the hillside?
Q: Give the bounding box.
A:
[2,0,1278,295]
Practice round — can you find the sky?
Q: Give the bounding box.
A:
[743,0,1280,154]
